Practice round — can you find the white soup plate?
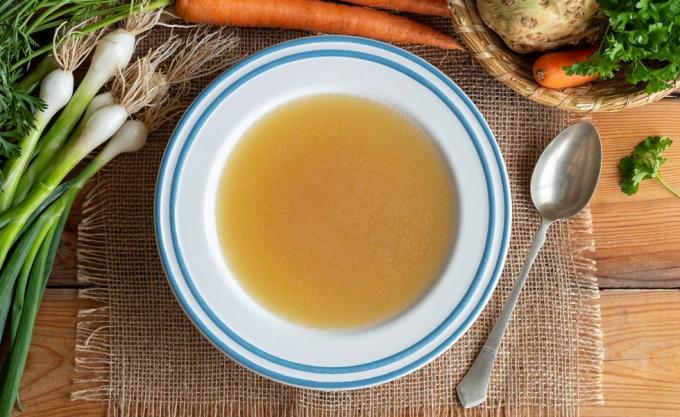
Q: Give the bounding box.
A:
[155,36,511,390]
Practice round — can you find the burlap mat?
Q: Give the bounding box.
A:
[72,19,603,417]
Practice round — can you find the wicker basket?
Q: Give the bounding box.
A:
[448,0,677,112]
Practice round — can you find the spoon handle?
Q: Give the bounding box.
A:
[456,218,552,408]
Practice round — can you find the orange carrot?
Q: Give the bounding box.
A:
[533,47,599,89]
[339,0,450,17]
[175,0,461,50]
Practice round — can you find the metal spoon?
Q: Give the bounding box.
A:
[456,121,602,408]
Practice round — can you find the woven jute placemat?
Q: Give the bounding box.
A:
[72,19,603,417]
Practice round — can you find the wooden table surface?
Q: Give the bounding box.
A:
[11,100,680,416]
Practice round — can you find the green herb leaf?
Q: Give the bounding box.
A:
[619,136,680,198]
[568,0,680,93]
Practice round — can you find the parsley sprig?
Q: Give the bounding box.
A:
[619,136,680,198]
[567,0,680,94]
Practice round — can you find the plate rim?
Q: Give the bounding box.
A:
[155,35,512,389]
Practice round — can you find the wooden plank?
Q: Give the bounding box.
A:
[582,290,680,417]
[12,289,105,417]
[14,289,680,417]
[590,100,680,288]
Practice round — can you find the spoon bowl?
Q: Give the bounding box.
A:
[531,122,602,221]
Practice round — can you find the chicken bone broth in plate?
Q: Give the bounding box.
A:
[217,94,455,330]
[157,36,510,389]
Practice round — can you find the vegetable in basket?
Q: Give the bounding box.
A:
[475,0,605,53]
[478,0,680,93]
[532,47,599,89]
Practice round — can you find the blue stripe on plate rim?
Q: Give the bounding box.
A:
[155,35,511,389]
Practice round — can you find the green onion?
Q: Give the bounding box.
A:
[0,3,179,412]
[0,103,128,270]
[10,0,172,71]
[67,92,117,148]
[0,69,74,211]
[9,231,43,342]
[0,117,141,412]
[0,200,63,416]
[11,184,77,343]
[0,198,61,343]
[13,29,137,203]
[0,0,124,161]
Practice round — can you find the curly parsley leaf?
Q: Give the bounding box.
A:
[619,136,680,198]
[566,0,680,93]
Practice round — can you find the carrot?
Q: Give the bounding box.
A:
[533,47,599,89]
[338,0,450,17]
[175,0,461,50]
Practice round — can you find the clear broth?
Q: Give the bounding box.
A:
[217,94,455,329]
